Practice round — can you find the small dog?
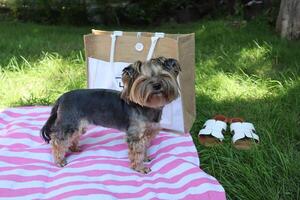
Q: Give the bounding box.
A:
[41,57,181,174]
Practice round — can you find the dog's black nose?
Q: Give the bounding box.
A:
[153,83,162,90]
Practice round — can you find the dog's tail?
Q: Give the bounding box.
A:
[41,100,60,143]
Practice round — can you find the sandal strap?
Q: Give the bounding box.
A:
[230,122,259,143]
[213,115,228,122]
[199,119,227,141]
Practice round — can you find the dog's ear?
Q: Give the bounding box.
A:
[122,65,135,79]
[121,61,142,101]
[122,60,142,79]
[163,58,181,76]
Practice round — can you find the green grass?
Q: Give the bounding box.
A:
[0,19,299,200]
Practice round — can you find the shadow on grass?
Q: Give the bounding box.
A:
[194,19,300,82]
[190,81,300,200]
[0,21,88,68]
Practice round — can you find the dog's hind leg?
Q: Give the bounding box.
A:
[50,133,69,167]
[69,131,81,152]
[69,119,88,152]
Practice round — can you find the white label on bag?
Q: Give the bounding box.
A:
[88,57,185,132]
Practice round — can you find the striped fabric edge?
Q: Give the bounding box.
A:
[0,106,225,200]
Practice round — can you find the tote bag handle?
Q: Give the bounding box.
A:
[146,32,165,60]
[109,31,165,63]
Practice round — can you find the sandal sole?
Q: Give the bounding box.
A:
[199,135,222,147]
[233,139,259,150]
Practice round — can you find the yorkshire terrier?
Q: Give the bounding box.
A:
[41,57,181,174]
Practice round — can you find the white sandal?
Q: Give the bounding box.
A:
[198,115,228,146]
[230,118,259,150]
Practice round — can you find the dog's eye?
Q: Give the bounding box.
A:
[173,68,180,75]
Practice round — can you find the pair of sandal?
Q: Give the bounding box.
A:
[198,115,259,150]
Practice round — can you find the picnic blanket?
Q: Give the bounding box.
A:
[0,106,226,200]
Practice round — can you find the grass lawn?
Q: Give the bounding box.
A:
[0,18,299,200]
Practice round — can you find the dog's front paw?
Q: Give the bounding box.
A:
[55,158,67,167]
[140,166,151,174]
[133,166,151,174]
[69,145,81,152]
[143,156,152,162]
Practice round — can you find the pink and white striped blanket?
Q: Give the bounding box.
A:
[0,106,226,200]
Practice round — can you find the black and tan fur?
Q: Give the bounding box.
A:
[41,57,181,174]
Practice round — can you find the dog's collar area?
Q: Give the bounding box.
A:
[126,99,164,111]
[142,105,164,111]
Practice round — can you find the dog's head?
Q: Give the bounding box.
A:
[121,57,181,108]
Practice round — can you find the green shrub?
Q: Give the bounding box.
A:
[0,0,281,25]
[4,0,88,25]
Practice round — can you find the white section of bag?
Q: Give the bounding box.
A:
[198,119,226,141]
[230,122,259,143]
[89,58,128,90]
[88,57,185,132]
